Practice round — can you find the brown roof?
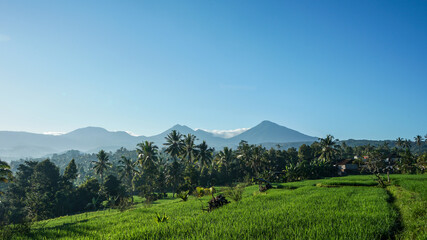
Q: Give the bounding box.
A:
[336,159,352,165]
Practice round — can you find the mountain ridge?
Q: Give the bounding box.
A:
[0,121,317,161]
[229,120,317,144]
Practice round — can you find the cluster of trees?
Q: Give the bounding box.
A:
[1,132,426,226]
[364,135,427,183]
[0,159,105,225]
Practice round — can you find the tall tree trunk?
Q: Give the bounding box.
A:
[375,173,385,187]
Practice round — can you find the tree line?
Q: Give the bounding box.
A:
[0,131,426,226]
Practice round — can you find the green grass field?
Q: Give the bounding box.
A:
[15,174,427,240]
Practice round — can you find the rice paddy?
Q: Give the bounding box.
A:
[14,174,427,240]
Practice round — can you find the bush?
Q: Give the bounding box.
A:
[0,222,32,240]
[223,184,245,202]
[259,183,272,192]
[177,190,189,201]
[207,194,230,211]
[195,187,215,198]
[117,197,132,212]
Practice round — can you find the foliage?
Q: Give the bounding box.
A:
[76,178,101,211]
[118,156,137,189]
[196,141,214,170]
[195,187,215,198]
[259,183,272,192]
[4,175,425,239]
[2,130,427,235]
[223,184,246,202]
[154,213,169,224]
[0,159,12,185]
[177,190,189,201]
[0,221,32,240]
[26,159,61,220]
[182,134,198,163]
[167,159,182,197]
[136,141,159,169]
[135,141,159,200]
[318,134,338,163]
[103,175,125,204]
[92,150,111,184]
[116,197,133,212]
[163,130,184,159]
[207,194,230,212]
[388,184,426,239]
[63,159,78,182]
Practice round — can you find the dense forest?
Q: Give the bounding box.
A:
[0,131,426,230]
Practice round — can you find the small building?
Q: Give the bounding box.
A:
[336,159,359,175]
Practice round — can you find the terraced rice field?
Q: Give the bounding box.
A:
[15,174,426,240]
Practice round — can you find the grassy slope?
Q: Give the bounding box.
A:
[387,174,427,240]
[17,174,426,240]
[390,174,427,200]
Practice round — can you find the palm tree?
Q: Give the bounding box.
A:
[118,156,138,186]
[92,150,111,184]
[136,141,160,197]
[247,145,265,177]
[403,139,412,151]
[196,141,214,170]
[318,135,337,163]
[237,140,252,174]
[118,156,138,202]
[216,147,234,170]
[396,137,404,149]
[181,134,198,164]
[163,130,184,160]
[414,135,424,153]
[167,160,182,197]
[0,160,12,188]
[136,141,159,170]
[363,144,375,155]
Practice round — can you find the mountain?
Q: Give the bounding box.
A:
[0,127,143,161]
[62,127,144,151]
[0,121,317,161]
[148,124,227,149]
[0,131,72,161]
[148,124,198,144]
[228,120,317,144]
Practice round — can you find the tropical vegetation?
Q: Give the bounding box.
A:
[0,132,426,239]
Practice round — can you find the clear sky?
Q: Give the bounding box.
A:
[0,1,426,140]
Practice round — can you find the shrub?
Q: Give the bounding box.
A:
[117,197,132,212]
[177,190,189,201]
[0,222,32,240]
[259,183,272,192]
[155,213,169,224]
[207,194,230,211]
[196,187,215,198]
[223,184,245,202]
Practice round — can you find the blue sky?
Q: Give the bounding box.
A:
[0,1,426,140]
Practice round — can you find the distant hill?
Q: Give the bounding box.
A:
[61,127,145,152]
[147,124,227,149]
[0,121,319,161]
[0,128,142,161]
[228,120,317,145]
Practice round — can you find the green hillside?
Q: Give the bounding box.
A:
[13,174,426,240]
